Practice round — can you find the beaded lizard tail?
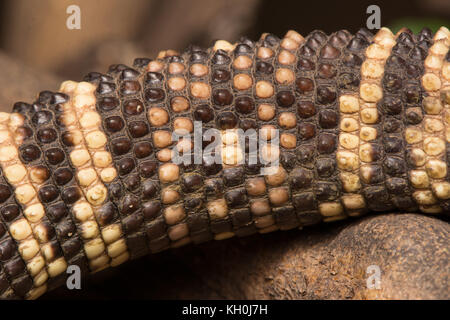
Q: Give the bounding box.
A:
[0,26,449,299]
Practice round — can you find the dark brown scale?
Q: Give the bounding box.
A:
[121,80,141,96]
[384,118,401,132]
[111,138,132,155]
[142,201,161,220]
[181,174,203,193]
[383,156,406,176]
[223,167,245,187]
[19,144,41,163]
[97,82,116,95]
[317,133,336,154]
[12,101,33,114]
[235,96,255,114]
[298,122,316,140]
[262,33,280,46]
[382,96,403,115]
[202,155,222,176]
[306,38,322,52]
[104,116,125,133]
[225,188,248,208]
[383,73,403,93]
[139,161,158,178]
[338,72,360,90]
[134,142,153,159]
[124,174,141,192]
[189,49,208,63]
[296,144,315,164]
[37,128,57,144]
[383,136,404,153]
[123,99,145,116]
[297,101,316,118]
[347,32,370,52]
[320,44,341,59]
[98,96,120,112]
[144,72,164,85]
[194,105,214,122]
[297,58,315,71]
[343,52,364,68]
[314,182,339,201]
[319,109,338,128]
[38,185,59,203]
[295,77,314,93]
[46,203,68,223]
[316,86,337,105]
[318,63,337,78]
[1,205,20,222]
[128,121,149,138]
[290,168,313,190]
[276,91,295,107]
[120,68,140,80]
[60,131,78,147]
[142,180,159,199]
[53,168,73,186]
[118,158,136,176]
[212,50,231,65]
[387,55,406,69]
[45,148,65,165]
[211,69,231,83]
[212,88,233,106]
[239,119,257,131]
[216,112,238,130]
[144,87,165,102]
[255,61,274,74]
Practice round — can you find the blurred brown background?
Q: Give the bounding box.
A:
[0,0,448,299]
[0,0,449,111]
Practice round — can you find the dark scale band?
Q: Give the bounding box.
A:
[85,67,150,260]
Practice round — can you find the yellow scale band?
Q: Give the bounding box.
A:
[360,28,396,208]
[0,112,51,299]
[336,28,396,216]
[409,27,450,213]
[59,81,130,270]
[69,82,130,266]
[337,94,365,214]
